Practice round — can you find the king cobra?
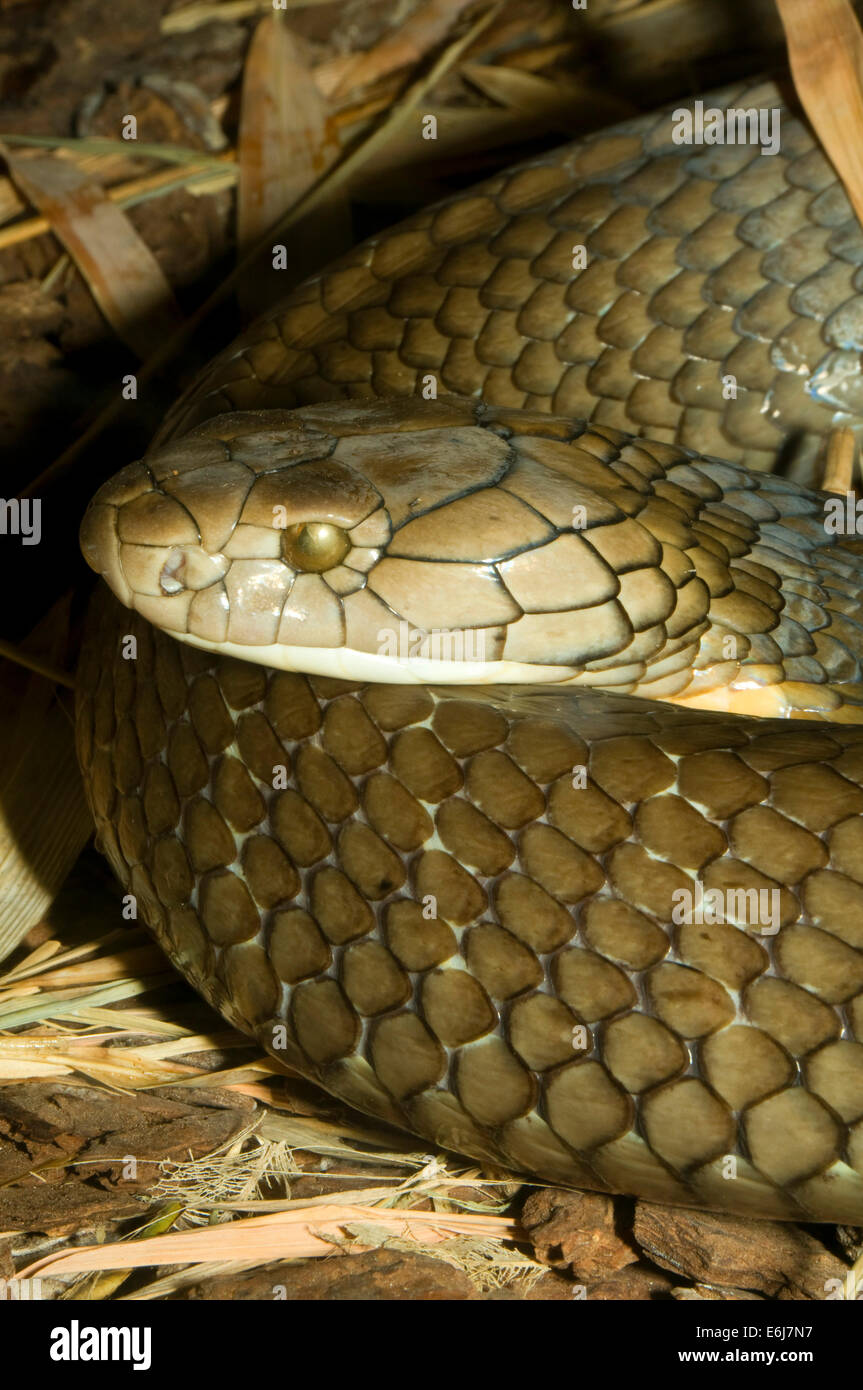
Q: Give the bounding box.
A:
[76,80,863,1225]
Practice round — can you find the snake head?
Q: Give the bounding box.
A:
[78,400,540,680]
[80,398,703,687]
[79,407,392,674]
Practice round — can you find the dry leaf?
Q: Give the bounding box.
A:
[237,12,348,311]
[777,0,863,229]
[0,146,184,357]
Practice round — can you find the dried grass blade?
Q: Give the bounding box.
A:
[48,1006,191,1034]
[256,1110,426,1161]
[45,1046,203,1088]
[0,132,229,166]
[0,939,62,980]
[0,146,184,357]
[354,105,555,181]
[129,1030,244,1061]
[0,974,178,1028]
[0,638,73,688]
[237,12,347,311]
[6,945,167,992]
[460,61,633,123]
[18,1204,522,1280]
[0,1058,73,1079]
[162,0,336,36]
[0,930,133,986]
[169,1060,291,1090]
[0,153,237,253]
[0,1029,128,1051]
[598,0,679,18]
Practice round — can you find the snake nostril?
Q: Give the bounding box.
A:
[281,521,351,573]
[159,548,187,594]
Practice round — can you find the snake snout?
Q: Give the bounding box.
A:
[80,459,156,585]
[79,455,235,630]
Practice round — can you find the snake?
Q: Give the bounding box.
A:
[75,78,863,1226]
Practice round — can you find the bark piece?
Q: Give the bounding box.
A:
[170,1249,477,1300]
[0,1182,143,1238]
[633,1201,848,1299]
[0,1081,254,1232]
[588,1262,676,1300]
[521,1187,639,1282]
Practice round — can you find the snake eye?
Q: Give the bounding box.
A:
[281,521,351,573]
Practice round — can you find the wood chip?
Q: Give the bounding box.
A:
[633,1201,849,1300]
[588,1262,676,1300]
[0,1081,254,1236]
[160,1247,479,1300]
[521,1187,639,1282]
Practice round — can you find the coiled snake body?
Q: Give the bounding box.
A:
[77,81,863,1223]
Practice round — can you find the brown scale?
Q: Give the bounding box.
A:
[155,79,863,479]
[77,588,863,1223]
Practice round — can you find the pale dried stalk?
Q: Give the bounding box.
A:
[0,638,73,688]
[18,1203,523,1280]
[323,0,478,102]
[162,0,337,34]
[822,426,857,494]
